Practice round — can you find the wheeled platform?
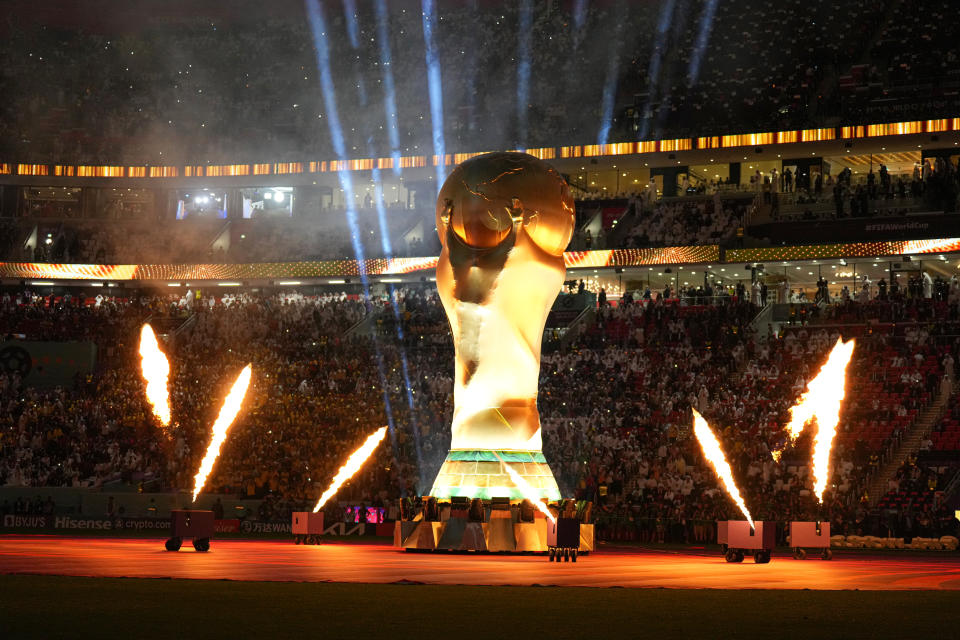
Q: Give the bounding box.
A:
[292,511,325,545]
[394,497,594,555]
[718,520,775,564]
[789,521,833,560]
[166,509,214,552]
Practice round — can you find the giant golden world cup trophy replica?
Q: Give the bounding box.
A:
[429,152,574,501]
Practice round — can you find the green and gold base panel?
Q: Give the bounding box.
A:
[429,449,562,501]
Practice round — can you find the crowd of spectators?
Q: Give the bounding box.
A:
[766,159,960,222]
[842,0,960,122]
[1,283,959,543]
[619,195,744,249]
[545,296,958,543]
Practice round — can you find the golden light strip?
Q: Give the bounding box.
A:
[6,117,958,180]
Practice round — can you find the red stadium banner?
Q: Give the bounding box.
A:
[214,519,240,533]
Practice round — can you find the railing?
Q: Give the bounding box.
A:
[773,194,929,221]
[556,306,595,352]
[746,302,773,341]
[942,467,960,507]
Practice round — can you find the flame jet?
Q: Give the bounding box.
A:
[492,451,557,524]
[138,324,172,435]
[774,338,856,502]
[191,364,253,501]
[692,409,754,528]
[313,426,388,512]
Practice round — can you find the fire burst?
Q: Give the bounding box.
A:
[692,409,754,528]
[492,451,557,524]
[191,364,253,501]
[138,324,172,434]
[774,338,856,502]
[313,426,388,512]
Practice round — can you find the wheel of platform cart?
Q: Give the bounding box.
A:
[822,548,833,561]
[734,550,745,563]
[295,535,302,545]
[754,550,770,564]
[794,547,806,560]
[720,543,728,554]
[165,537,182,552]
[193,537,210,552]
[313,536,322,545]
[548,548,554,561]
[563,548,570,562]
[724,549,736,563]
[571,549,577,563]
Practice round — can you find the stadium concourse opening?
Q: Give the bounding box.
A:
[4,0,960,636]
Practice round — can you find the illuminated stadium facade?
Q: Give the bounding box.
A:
[2,118,960,292]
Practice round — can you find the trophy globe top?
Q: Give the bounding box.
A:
[436,152,575,257]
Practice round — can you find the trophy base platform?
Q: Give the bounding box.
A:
[429,449,562,501]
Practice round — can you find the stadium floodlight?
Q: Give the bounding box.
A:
[264,192,273,200]
[274,192,285,203]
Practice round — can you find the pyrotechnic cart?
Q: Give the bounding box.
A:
[789,521,833,560]
[166,509,214,552]
[292,511,325,545]
[546,499,591,562]
[718,520,775,564]
[547,518,580,562]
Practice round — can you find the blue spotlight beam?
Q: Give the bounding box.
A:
[341,0,361,49]
[375,0,403,175]
[305,0,367,283]
[687,0,718,86]
[638,0,676,141]
[307,0,405,464]
[572,0,589,50]
[596,2,626,146]
[370,159,425,482]
[573,0,589,31]
[516,0,533,148]
[421,0,447,193]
